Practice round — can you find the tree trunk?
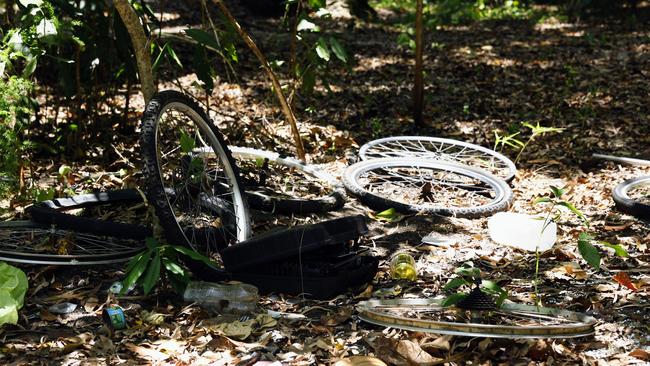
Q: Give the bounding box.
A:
[413,0,424,127]
[114,0,155,103]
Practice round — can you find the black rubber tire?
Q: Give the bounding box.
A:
[0,220,145,265]
[229,146,346,215]
[27,189,152,240]
[140,90,251,254]
[343,158,513,218]
[612,176,650,220]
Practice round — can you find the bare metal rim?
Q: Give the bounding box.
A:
[357,298,597,339]
[359,136,517,183]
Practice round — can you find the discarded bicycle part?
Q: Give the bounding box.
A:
[343,158,513,217]
[0,221,145,265]
[356,298,597,339]
[612,176,650,220]
[221,215,368,271]
[27,189,152,240]
[592,153,650,167]
[226,146,346,215]
[359,136,517,182]
[198,216,376,299]
[230,255,378,299]
[488,212,556,252]
[140,90,251,257]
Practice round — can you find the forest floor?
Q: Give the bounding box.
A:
[1,1,649,365]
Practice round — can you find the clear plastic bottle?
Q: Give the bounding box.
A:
[183,281,259,314]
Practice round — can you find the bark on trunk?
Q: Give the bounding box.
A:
[114,0,155,104]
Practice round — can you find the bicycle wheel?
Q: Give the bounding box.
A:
[0,221,145,265]
[343,158,512,217]
[357,298,596,339]
[228,146,345,215]
[359,136,516,183]
[612,176,650,220]
[27,189,152,240]
[140,91,251,256]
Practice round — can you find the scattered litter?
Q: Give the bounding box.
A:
[266,309,306,320]
[48,302,77,314]
[103,306,127,329]
[488,212,556,252]
[183,281,259,314]
[390,252,417,281]
[420,233,457,247]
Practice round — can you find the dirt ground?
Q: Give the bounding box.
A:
[0,1,649,365]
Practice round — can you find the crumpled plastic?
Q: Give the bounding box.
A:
[0,262,28,326]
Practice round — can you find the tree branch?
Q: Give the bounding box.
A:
[211,0,307,162]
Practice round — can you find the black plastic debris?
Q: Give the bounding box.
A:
[198,215,378,299]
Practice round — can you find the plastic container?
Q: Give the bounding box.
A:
[390,252,417,281]
[183,281,259,314]
[487,212,557,252]
[103,306,127,329]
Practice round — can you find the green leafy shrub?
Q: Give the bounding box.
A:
[0,262,29,326]
[0,76,34,194]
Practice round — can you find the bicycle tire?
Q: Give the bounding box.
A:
[0,220,145,265]
[612,176,650,220]
[359,136,517,183]
[343,158,512,217]
[357,298,596,339]
[27,189,152,240]
[140,90,251,256]
[229,146,346,215]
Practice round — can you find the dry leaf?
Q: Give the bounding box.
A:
[334,356,388,366]
[629,349,650,361]
[395,340,442,366]
[125,342,169,362]
[421,335,452,354]
[612,272,638,292]
[141,310,167,325]
[320,307,352,326]
[39,308,58,322]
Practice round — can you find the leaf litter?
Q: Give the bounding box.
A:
[1,2,650,365]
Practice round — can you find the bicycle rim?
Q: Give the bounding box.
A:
[0,221,144,265]
[343,158,512,217]
[357,298,597,339]
[142,92,250,256]
[228,146,345,214]
[359,136,516,182]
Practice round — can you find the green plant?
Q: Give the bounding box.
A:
[285,0,350,100]
[493,122,564,164]
[0,76,35,195]
[442,262,507,307]
[532,186,628,304]
[120,237,217,296]
[0,262,28,326]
